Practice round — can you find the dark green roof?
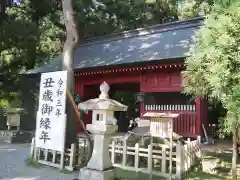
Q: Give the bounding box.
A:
[25,17,203,75]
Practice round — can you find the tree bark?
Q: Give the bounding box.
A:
[62,0,78,146]
[232,128,238,180]
[62,0,78,80]
[62,0,93,163]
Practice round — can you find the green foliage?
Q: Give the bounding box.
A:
[25,156,42,168]
[0,0,213,105]
[0,0,64,102]
[0,99,10,108]
[182,0,240,133]
[178,0,212,20]
[59,169,75,174]
[75,0,179,38]
[0,0,180,103]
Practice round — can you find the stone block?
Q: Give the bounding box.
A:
[79,167,115,180]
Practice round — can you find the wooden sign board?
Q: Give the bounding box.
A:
[143,112,179,138]
[35,71,67,152]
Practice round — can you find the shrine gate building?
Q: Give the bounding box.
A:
[25,17,208,138]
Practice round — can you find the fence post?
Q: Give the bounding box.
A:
[60,149,65,170]
[44,149,48,161]
[111,140,115,164]
[37,148,41,161]
[161,147,166,173]
[69,144,76,170]
[196,138,202,159]
[134,143,139,169]
[190,142,193,166]
[176,144,184,180]
[52,151,56,163]
[147,144,153,173]
[30,137,35,158]
[186,143,190,170]
[187,139,191,168]
[122,139,127,166]
[197,136,201,144]
[33,138,38,161]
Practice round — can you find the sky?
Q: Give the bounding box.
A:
[12,0,21,5]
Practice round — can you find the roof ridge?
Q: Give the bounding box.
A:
[79,17,204,47]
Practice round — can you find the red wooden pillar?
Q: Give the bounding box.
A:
[140,98,145,117]
[74,76,84,133]
[195,97,208,137]
[140,74,145,118]
[202,97,209,129]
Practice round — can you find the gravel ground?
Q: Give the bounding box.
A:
[0,142,77,180]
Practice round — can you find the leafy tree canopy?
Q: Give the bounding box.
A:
[0,0,64,102]
[182,0,240,131]
[178,0,213,19]
[0,0,210,104]
[182,1,240,178]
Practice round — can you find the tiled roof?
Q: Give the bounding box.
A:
[25,17,203,74]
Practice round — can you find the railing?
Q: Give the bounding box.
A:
[30,135,201,179]
[144,104,196,111]
[143,104,197,137]
[109,138,201,179]
[30,138,77,171]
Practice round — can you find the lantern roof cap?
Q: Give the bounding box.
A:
[78,82,128,111]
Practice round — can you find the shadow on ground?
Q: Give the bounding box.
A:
[115,167,227,180]
[115,168,165,180]
[185,140,239,180]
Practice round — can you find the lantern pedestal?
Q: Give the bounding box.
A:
[80,167,115,180]
[79,124,117,180]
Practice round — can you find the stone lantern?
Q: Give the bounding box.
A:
[6,108,23,131]
[78,82,128,180]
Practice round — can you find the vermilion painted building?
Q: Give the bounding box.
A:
[25,17,207,138]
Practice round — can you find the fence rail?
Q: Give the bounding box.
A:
[30,138,77,171]
[108,138,201,179]
[30,136,201,180]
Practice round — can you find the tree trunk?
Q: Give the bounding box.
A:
[232,128,238,180]
[238,128,240,156]
[61,0,93,163]
[0,0,6,55]
[62,0,78,87]
[62,0,77,146]
[0,0,6,25]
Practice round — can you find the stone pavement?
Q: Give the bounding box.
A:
[0,140,78,180]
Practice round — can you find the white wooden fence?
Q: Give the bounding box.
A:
[109,138,201,180]
[30,137,201,179]
[30,135,91,171]
[30,138,77,171]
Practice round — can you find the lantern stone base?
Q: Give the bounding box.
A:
[79,167,115,180]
